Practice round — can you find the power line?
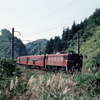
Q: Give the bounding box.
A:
[20,0,78,28]
[22,40,35,41]
[0,41,11,42]
[25,7,99,37]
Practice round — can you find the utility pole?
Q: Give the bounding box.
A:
[11,28,20,59]
[77,32,79,54]
[12,28,14,59]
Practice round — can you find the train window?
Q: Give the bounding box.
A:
[21,58,26,61]
[29,58,32,61]
[74,56,78,60]
[45,56,47,59]
[68,55,74,59]
[74,56,82,60]
[57,56,59,61]
[66,56,68,59]
[48,57,50,61]
[51,57,53,61]
[33,60,35,64]
[61,56,63,61]
[54,57,56,61]
[38,58,40,61]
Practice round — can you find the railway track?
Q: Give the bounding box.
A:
[17,65,73,76]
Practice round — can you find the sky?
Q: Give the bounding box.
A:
[0,0,100,44]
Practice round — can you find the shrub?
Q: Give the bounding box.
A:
[0,57,16,78]
[90,58,100,68]
[89,52,100,68]
[76,72,100,98]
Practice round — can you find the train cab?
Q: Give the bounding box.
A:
[45,53,83,71]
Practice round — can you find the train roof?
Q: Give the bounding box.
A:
[20,55,44,57]
[46,53,82,56]
[18,52,82,58]
[46,53,70,56]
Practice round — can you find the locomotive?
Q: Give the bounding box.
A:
[17,52,83,72]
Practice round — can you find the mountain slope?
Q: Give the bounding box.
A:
[0,29,27,58]
[80,26,100,67]
[25,39,48,55]
[59,8,100,68]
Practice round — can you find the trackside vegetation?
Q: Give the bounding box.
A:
[0,58,100,100]
[0,8,100,99]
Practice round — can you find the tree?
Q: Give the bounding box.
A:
[1,29,11,40]
[93,8,100,19]
[53,36,61,52]
[71,20,77,34]
[80,21,84,29]
[45,38,54,54]
[62,27,70,41]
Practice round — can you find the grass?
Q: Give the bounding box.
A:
[68,26,100,68]
[80,26,100,67]
[0,66,100,100]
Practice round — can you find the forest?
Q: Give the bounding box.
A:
[45,8,100,54]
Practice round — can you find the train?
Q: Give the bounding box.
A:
[17,52,83,72]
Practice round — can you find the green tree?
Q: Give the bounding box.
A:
[45,38,54,54]
[71,20,77,34]
[62,27,70,41]
[80,21,84,29]
[1,29,11,40]
[53,36,61,52]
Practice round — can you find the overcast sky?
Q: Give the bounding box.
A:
[0,0,100,44]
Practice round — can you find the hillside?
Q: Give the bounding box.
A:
[0,29,27,58]
[45,8,100,68]
[80,26,100,67]
[0,29,47,58]
[67,26,100,68]
[25,39,47,55]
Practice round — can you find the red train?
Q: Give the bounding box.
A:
[17,52,83,72]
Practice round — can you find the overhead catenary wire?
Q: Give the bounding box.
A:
[24,7,99,37]
[20,0,78,28]
[1,5,99,45]
[0,41,11,42]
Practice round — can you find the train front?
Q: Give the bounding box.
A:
[65,54,83,72]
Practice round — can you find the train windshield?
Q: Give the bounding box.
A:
[66,55,82,60]
[68,55,74,59]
